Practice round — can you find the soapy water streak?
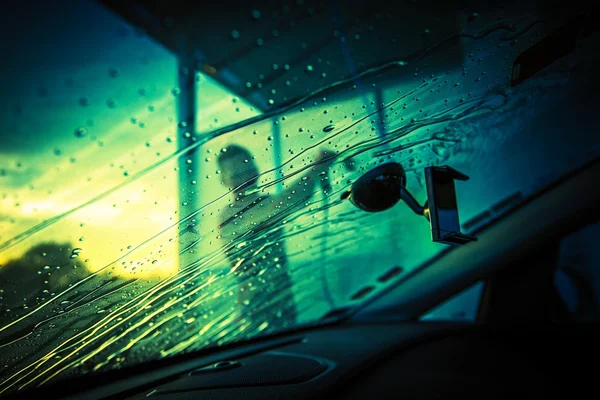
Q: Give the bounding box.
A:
[0,17,553,392]
[0,78,544,393]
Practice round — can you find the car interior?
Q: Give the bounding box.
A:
[0,0,598,399]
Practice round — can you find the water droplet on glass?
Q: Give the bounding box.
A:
[432,144,449,158]
[231,30,240,40]
[70,248,82,259]
[53,148,62,156]
[323,124,335,132]
[108,68,120,78]
[305,65,314,72]
[467,12,479,22]
[78,97,90,107]
[171,87,181,96]
[74,127,88,138]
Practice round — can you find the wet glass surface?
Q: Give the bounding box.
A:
[0,0,599,393]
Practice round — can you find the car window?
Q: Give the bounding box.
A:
[420,281,484,322]
[555,222,600,321]
[419,223,600,323]
[1,0,599,393]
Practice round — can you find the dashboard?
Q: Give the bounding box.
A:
[18,321,593,399]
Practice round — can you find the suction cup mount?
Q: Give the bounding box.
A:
[346,162,476,246]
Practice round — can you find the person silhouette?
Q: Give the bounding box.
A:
[217,145,335,332]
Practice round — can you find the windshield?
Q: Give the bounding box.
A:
[1,0,598,393]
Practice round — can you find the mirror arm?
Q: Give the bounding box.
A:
[399,187,427,217]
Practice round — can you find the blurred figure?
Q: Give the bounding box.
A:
[217,145,335,331]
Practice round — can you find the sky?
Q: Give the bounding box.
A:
[0,0,261,277]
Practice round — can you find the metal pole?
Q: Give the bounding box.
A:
[176,56,200,269]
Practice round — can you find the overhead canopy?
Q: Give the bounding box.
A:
[100,0,466,111]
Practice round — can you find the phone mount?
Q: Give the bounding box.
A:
[344,162,476,245]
